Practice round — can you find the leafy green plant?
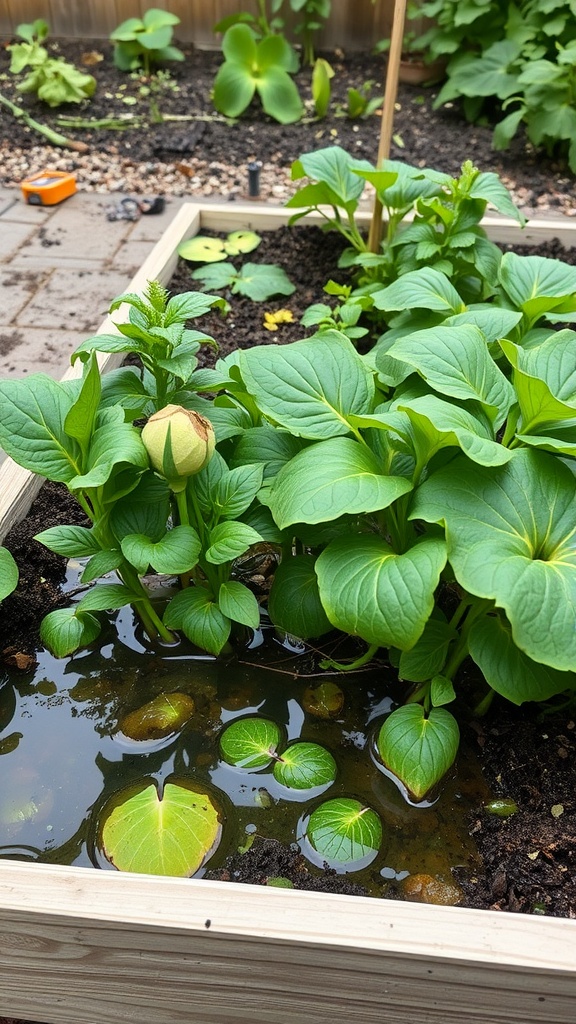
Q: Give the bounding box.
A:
[219,717,336,789]
[8,19,96,106]
[301,280,370,342]
[311,56,334,117]
[212,23,303,124]
[191,261,295,302]
[110,8,185,74]
[415,0,576,171]
[290,0,331,66]
[344,80,384,120]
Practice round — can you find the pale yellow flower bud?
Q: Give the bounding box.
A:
[142,405,215,489]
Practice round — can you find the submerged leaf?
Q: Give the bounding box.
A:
[118,693,195,741]
[99,777,221,876]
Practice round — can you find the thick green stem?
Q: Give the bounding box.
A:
[0,90,89,152]
[443,598,492,681]
[474,688,495,717]
[320,642,379,672]
[119,562,176,643]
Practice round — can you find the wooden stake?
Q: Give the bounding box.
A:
[367,0,408,252]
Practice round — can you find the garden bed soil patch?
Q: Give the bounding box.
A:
[0,39,573,214]
[1,228,576,923]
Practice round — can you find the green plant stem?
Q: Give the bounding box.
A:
[443,598,492,681]
[175,488,190,527]
[119,561,176,643]
[474,688,495,717]
[0,90,89,152]
[320,642,379,671]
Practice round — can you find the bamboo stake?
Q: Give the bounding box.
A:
[0,91,89,153]
[367,0,408,252]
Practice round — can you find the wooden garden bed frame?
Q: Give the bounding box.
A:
[1,203,576,1024]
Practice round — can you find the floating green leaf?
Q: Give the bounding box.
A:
[377,705,460,800]
[99,777,221,876]
[273,742,336,790]
[118,693,195,742]
[220,717,281,769]
[177,230,261,264]
[306,797,382,864]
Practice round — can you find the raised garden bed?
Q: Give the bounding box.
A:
[1,201,576,1024]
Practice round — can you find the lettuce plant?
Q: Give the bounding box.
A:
[8,19,96,107]
[213,23,303,124]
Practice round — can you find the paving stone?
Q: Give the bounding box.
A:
[128,198,188,242]
[112,238,157,274]
[20,195,134,263]
[0,188,19,216]
[0,267,48,323]
[0,221,37,260]
[15,267,136,333]
[8,255,104,271]
[1,198,53,225]
[0,326,88,379]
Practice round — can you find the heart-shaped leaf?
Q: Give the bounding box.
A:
[164,587,231,655]
[305,797,382,864]
[239,332,375,439]
[177,236,228,263]
[498,252,576,324]
[118,693,195,742]
[99,777,221,876]
[377,704,460,800]
[267,555,333,639]
[218,581,260,629]
[412,449,576,670]
[468,614,576,704]
[220,717,282,769]
[205,522,262,564]
[372,267,465,315]
[266,437,412,528]
[273,742,337,790]
[316,535,447,651]
[39,607,101,658]
[0,548,18,603]
[121,526,201,575]
[398,615,457,683]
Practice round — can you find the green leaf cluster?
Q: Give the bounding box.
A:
[413,0,576,171]
[213,23,303,124]
[110,8,184,74]
[8,19,96,107]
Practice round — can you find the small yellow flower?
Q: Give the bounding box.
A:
[263,309,295,331]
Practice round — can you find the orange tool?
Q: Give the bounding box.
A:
[21,170,77,206]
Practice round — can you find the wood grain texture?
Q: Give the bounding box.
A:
[0,0,396,44]
[0,862,574,1024]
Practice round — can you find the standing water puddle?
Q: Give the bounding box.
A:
[0,601,489,899]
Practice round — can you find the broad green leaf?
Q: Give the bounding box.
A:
[377,704,460,799]
[81,550,124,584]
[100,777,221,876]
[39,607,101,657]
[164,586,231,655]
[110,472,170,543]
[64,353,101,458]
[273,742,337,790]
[0,548,18,603]
[99,368,150,416]
[468,614,576,704]
[469,171,526,225]
[239,332,375,439]
[177,237,228,263]
[389,325,514,424]
[121,526,201,575]
[398,615,457,683]
[412,449,576,671]
[218,581,260,629]
[233,262,295,302]
[224,230,261,256]
[211,463,264,520]
[503,329,576,403]
[305,797,382,865]
[118,693,195,741]
[213,58,256,118]
[256,66,304,125]
[498,252,576,323]
[430,676,456,707]
[191,262,236,291]
[0,375,81,482]
[164,291,222,322]
[267,555,333,638]
[34,525,100,558]
[69,419,148,491]
[290,146,372,208]
[77,584,136,612]
[231,426,307,480]
[445,308,522,343]
[206,522,262,564]
[219,717,281,768]
[316,535,447,650]
[372,268,465,315]
[500,337,576,436]
[266,437,412,528]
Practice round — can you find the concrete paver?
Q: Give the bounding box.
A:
[0,188,186,381]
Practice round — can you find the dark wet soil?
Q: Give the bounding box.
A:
[0,38,573,209]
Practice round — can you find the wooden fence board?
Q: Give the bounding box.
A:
[0,0,394,46]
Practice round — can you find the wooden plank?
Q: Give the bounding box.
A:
[48,0,116,37]
[0,862,574,1024]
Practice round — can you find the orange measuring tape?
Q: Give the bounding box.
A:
[21,170,77,206]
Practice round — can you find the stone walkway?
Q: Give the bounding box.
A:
[0,187,188,379]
